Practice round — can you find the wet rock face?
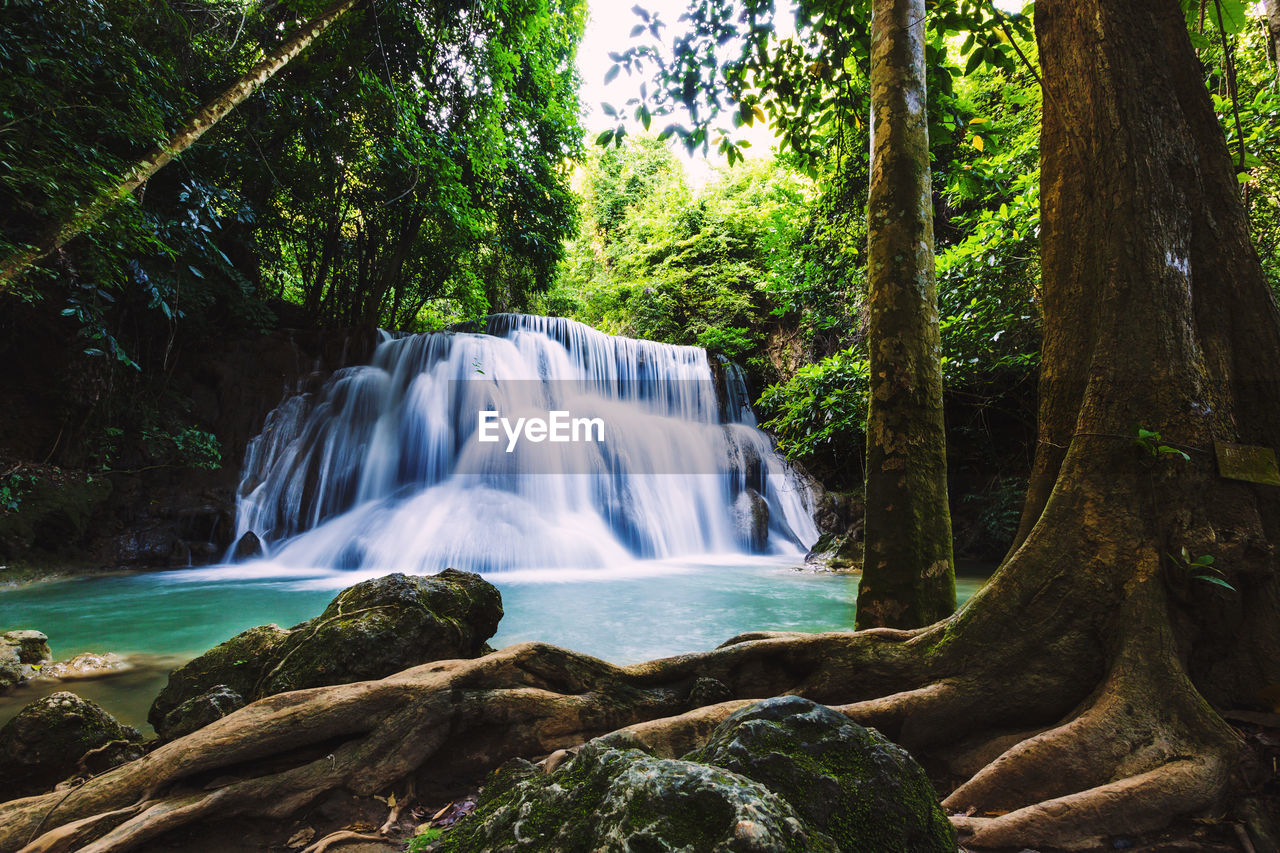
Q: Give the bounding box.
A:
[734,488,771,552]
[436,741,838,853]
[687,696,956,852]
[0,629,52,690]
[148,570,502,738]
[435,696,955,853]
[0,692,143,801]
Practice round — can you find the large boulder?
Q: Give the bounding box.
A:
[686,696,956,852]
[432,697,954,853]
[149,569,502,738]
[0,692,143,800]
[435,740,839,852]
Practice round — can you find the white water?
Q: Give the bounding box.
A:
[232,315,818,576]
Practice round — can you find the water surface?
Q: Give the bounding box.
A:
[0,559,987,731]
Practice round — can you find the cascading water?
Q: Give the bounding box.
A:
[232,315,818,575]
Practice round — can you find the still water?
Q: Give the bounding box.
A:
[0,558,987,731]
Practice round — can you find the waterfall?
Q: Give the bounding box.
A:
[232,315,818,575]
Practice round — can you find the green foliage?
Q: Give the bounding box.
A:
[408,827,445,850]
[1169,546,1236,593]
[544,141,812,371]
[0,473,37,513]
[1134,428,1191,462]
[758,348,868,483]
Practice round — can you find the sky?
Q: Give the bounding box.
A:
[575,0,785,186]
[575,0,1029,185]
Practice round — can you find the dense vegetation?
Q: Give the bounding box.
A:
[0,0,584,487]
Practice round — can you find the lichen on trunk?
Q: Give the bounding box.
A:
[857,0,957,630]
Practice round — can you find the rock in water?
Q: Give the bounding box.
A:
[686,696,956,852]
[3,630,51,665]
[149,569,502,738]
[432,696,954,853]
[231,530,264,561]
[0,692,142,800]
[435,740,839,852]
[260,568,502,694]
[0,629,53,690]
[148,624,289,734]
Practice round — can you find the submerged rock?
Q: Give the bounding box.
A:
[687,696,956,852]
[149,569,502,738]
[39,651,131,680]
[0,692,143,800]
[436,740,838,852]
[435,697,953,853]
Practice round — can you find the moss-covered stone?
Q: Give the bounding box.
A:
[161,684,245,740]
[686,696,955,852]
[0,691,142,800]
[260,568,501,694]
[149,570,502,738]
[435,740,837,853]
[148,623,288,733]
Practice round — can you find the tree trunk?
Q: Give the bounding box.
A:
[1266,0,1280,68]
[0,0,357,291]
[856,0,956,629]
[1,2,1277,851]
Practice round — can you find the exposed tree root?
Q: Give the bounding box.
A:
[0,553,1251,853]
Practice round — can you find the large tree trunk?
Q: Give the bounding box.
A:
[1,1,1277,851]
[857,0,957,630]
[0,0,357,291]
[1266,0,1280,69]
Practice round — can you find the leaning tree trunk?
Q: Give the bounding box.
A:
[857,0,957,630]
[1,1,1278,851]
[0,0,357,291]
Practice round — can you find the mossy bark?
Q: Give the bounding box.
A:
[857,0,956,629]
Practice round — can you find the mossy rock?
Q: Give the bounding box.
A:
[161,684,245,740]
[685,696,956,852]
[148,623,288,733]
[149,570,502,738]
[259,568,502,694]
[434,740,838,852]
[0,691,142,801]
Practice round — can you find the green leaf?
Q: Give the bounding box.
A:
[1192,573,1237,592]
[964,49,984,76]
[604,65,621,85]
[595,129,615,146]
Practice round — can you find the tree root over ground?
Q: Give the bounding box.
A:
[0,539,1254,853]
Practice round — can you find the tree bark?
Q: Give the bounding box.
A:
[0,0,357,291]
[1266,0,1280,68]
[857,0,956,629]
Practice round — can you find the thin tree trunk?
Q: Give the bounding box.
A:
[0,0,357,290]
[856,0,956,629]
